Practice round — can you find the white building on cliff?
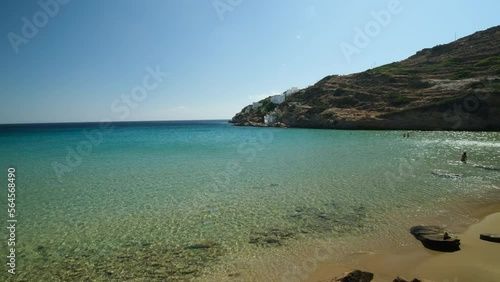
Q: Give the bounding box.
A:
[270,87,300,105]
[264,112,277,125]
[252,102,263,109]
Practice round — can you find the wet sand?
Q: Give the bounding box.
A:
[306,205,500,282]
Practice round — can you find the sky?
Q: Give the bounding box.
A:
[1,0,499,124]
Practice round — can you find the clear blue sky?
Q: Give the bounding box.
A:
[1,0,499,124]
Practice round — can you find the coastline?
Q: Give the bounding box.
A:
[305,200,500,282]
[197,189,500,282]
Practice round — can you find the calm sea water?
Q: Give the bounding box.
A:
[0,120,499,281]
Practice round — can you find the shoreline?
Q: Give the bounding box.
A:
[305,200,500,282]
[197,189,500,282]
[230,122,500,132]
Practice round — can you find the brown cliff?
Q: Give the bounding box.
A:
[231,25,500,130]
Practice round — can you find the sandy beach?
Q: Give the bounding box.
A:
[306,204,500,282]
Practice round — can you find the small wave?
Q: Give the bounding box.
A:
[349,251,375,255]
[420,139,500,148]
[453,140,500,148]
[473,164,500,172]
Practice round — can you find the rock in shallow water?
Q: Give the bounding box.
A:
[410,225,460,252]
[431,171,462,179]
[186,241,217,249]
[249,228,295,246]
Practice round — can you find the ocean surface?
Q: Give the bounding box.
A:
[0,120,499,281]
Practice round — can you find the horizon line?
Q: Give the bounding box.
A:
[0,118,231,126]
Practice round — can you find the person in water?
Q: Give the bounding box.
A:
[461,152,467,163]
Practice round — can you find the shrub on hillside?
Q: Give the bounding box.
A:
[333,96,359,108]
[387,93,412,106]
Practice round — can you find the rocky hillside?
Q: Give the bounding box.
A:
[230,25,500,130]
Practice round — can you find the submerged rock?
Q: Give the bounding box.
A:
[431,171,462,179]
[186,241,217,249]
[12,240,226,281]
[288,204,368,235]
[410,225,460,252]
[249,228,294,246]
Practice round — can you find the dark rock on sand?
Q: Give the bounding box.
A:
[479,233,500,243]
[393,277,422,282]
[327,269,374,282]
[410,225,460,252]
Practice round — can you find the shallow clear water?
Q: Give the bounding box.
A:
[0,121,499,281]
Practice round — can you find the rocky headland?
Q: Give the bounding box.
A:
[230,26,500,130]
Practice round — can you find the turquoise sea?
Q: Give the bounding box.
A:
[1,120,499,281]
